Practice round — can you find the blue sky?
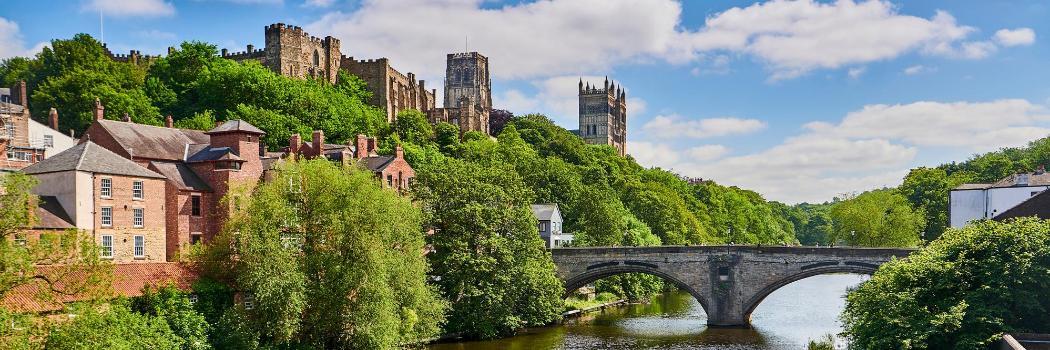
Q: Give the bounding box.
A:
[2,0,1049,203]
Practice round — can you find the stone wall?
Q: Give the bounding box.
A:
[92,174,167,263]
[342,57,436,122]
[443,52,491,110]
[578,79,627,157]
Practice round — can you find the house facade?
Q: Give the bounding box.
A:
[23,142,168,262]
[950,167,1050,228]
[530,203,572,248]
[284,131,415,191]
[0,81,47,171]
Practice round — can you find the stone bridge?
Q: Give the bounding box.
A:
[550,245,914,327]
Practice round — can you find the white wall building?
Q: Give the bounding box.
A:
[530,203,573,248]
[28,108,77,158]
[950,170,1050,228]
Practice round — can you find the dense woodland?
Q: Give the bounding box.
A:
[1,34,1048,348]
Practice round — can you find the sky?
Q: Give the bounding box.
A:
[1,0,1049,204]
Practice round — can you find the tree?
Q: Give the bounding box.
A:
[842,218,1050,348]
[45,302,182,350]
[131,285,211,350]
[829,190,923,247]
[390,109,434,145]
[414,158,563,339]
[898,168,973,241]
[488,109,513,135]
[206,160,446,349]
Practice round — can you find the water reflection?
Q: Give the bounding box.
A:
[430,274,868,350]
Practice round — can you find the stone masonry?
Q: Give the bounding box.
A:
[579,77,627,157]
[427,52,492,134]
[551,245,914,327]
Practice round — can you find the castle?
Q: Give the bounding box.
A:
[427,52,492,134]
[579,77,627,156]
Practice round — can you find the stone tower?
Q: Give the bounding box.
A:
[579,77,627,156]
[428,52,491,134]
[262,23,341,84]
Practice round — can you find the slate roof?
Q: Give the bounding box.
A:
[207,119,265,135]
[1,263,197,312]
[22,141,165,178]
[94,120,209,161]
[186,146,243,163]
[530,203,560,221]
[360,155,394,172]
[148,161,212,192]
[954,171,1050,190]
[35,196,74,229]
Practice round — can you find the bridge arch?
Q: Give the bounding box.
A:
[561,264,711,315]
[740,265,876,323]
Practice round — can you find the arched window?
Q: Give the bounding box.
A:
[313,50,320,66]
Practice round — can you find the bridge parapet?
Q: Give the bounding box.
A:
[551,245,915,327]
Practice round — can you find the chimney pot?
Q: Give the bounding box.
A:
[122,113,132,122]
[395,145,404,159]
[355,134,368,159]
[289,134,302,157]
[93,98,105,121]
[311,130,324,157]
[49,108,59,130]
[165,115,174,128]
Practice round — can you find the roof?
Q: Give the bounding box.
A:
[360,155,394,172]
[148,161,212,192]
[35,196,74,229]
[22,141,165,178]
[989,172,1050,188]
[207,119,265,135]
[1,263,198,312]
[93,120,209,161]
[994,189,1050,221]
[0,101,25,114]
[530,203,560,221]
[953,183,991,190]
[186,146,243,163]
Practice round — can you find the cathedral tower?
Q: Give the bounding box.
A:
[578,77,627,156]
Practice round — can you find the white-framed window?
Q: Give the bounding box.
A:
[4,121,14,138]
[43,135,53,147]
[188,294,198,304]
[133,208,144,228]
[100,235,113,258]
[243,294,254,310]
[14,233,27,246]
[132,181,144,200]
[133,235,145,258]
[100,206,112,227]
[6,150,29,161]
[190,232,203,245]
[100,178,112,198]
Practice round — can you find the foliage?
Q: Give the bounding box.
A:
[842,218,1050,349]
[208,160,445,349]
[413,158,563,339]
[488,109,514,135]
[828,190,923,247]
[131,285,211,350]
[807,334,836,350]
[45,302,181,350]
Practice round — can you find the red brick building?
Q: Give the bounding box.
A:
[284,131,415,191]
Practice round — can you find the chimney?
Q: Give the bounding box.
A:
[48,108,59,130]
[13,81,27,108]
[395,145,404,159]
[93,98,105,121]
[368,137,377,155]
[311,130,324,157]
[122,112,132,122]
[165,115,174,128]
[355,134,368,159]
[289,134,302,156]
[1037,165,1046,175]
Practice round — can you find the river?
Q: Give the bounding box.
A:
[429,274,867,350]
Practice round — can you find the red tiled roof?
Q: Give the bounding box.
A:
[1,262,198,312]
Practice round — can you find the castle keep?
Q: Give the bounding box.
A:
[579,77,627,156]
[222,23,434,122]
[427,52,492,134]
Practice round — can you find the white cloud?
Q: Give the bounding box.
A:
[804,99,1050,150]
[309,0,1018,81]
[0,17,46,59]
[492,89,540,115]
[82,0,175,17]
[848,67,866,79]
[994,28,1036,47]
[304,0,334,7]
[687,145,729,161]
[642,115,766,139]
[628,141,682,167]
[903,65,932,75]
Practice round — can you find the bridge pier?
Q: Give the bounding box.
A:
[551,246,913,328]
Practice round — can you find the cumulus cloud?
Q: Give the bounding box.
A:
[308,0,1021,81]
[687,145,730,161]
[994,28,1036,47]
[304,0,335,7]
[631,99,1050,203]
[903,65,932,75]
[82,0,175,17]
[848,67,866,79]
[0,17,46,59]
[642,115,766,139]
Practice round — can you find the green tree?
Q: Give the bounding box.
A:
[131,285,211,350]
[898,168,974,241]
[390,109,434,145]
[173,110,217,131]
[206,160,445,349]
[842,218,1050,348]
[414,158,563,339]
[829,190,923,247]
[45,302,181,350]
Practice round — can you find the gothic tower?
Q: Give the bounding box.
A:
[578,77,627,156]
[444,52,491,110]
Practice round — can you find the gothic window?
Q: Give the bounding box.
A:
[313,50,320,66]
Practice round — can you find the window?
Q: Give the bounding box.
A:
[6,150,28,161]
[133,235,145,258]
[133,208,144,228]
[101,235,113,258]
[191,195,202,216]
[14,233,26,246]
[387,174,393,187]
[100,178,112,198]
[4,121,13,138]
[215,161,241,170]
[243,294,254,310]
[132,181,143,200]
[43,135,53,147]
[100,207,112,227]
[313,50,320,65]
[190,233,202,245]
[188,294,198,304]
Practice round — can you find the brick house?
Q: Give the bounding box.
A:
[0,81,47,171]
[82,110,269,259]
[22,141,168,263]
[284,131,414,191]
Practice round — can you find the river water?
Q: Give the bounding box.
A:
[430,274,867,350]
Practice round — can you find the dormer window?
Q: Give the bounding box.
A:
[215,161,242,170]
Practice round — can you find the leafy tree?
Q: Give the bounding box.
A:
[206,160,445,349]
[842,218,1050,348]
[131,285,211,350]
[414,158,562,339]
[898,168,974,241]
[389,109,434,145]
[45,302,181,350]
[829,190,923,247]
[488,109,513,135]
[173,110,217,131]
